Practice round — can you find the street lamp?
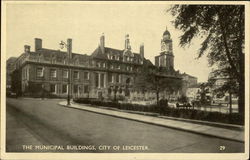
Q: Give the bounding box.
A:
[59,40,72,105]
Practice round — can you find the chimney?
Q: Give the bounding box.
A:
[100,33,105,53]
[24,45,30,53]
[35,38,42,52]
[139,43,144,59]
[125,34,130,49]
[67,38,72,59]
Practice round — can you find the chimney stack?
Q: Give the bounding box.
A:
[24,45,30,53]
[100,33,105,53]
[139,43,144,59]
[125,34,130,50]
[35,38,42,52]
[67,38,72,59]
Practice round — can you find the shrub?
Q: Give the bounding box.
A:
[73,98,243,125]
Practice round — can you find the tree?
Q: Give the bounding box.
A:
[11,69,22,96]
[135,65,182,105]
[169,5,245,118]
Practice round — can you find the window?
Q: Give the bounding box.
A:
[100,73,105,87]
[108,74,112,83]
[73,71,79,79]
[62,84,68,94]
[50,69,57,78]
[119,74,121,83]
[111,74,115,83]
[50,84,56,93]
[112,55,115,60]
[119,87,122,93]
[95,73,99,87]
[84,72,89,80]
[36,67,44,77]
[96,62,100,67]
[116,74,120,83]
[126,66,129,71]
[73,85,78,94]
[63,70,68,79]
[117,65,121,70]
[84,85,89,93]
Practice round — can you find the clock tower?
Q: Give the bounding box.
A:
[155,26,174,70]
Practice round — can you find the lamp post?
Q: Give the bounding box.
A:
[60,39,72,105]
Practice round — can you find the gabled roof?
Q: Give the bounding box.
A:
[91,46,108,59]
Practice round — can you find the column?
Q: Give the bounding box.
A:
[104,73,106,88]
[98,73,101,88]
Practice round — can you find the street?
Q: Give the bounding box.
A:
[6,98,244,153]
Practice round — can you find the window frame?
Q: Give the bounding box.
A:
[84,72,89,80]
[62,84,68,94]
[36,67,44,78]
[50,84,57,94]
[73,71,79,79]
[50,69,57,78]
[63,70,68,79]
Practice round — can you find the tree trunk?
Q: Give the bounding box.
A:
[237,6,245,120]
[229,91,232,119]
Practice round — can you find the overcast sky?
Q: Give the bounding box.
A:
[5,2,212,82]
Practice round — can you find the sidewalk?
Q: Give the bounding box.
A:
[58,101,244,143]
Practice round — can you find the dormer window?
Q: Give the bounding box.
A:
[96,62,100,67]
[38,53,41,62]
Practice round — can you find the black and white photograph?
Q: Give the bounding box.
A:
[1,1,249,160]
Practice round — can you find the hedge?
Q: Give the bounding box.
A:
[73,98,244,125]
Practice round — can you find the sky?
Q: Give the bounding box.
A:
[5,2,212,82]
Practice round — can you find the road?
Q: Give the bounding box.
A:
[6,98,244,153]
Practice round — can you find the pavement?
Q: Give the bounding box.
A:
[59,101,244,143]
[6,98,244,153]
[6,105,44,152]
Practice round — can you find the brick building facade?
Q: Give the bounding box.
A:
[8,27,183,101]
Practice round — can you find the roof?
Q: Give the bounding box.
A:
[7,57,18,64]
[35,48,90,60]
[91,46,154,66]
[163,30,170,36]
[91,46,108,59]
[181,73,197,79]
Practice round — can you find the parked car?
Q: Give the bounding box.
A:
[176,102,193,109]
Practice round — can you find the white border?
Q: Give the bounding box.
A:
[1,1,249,160]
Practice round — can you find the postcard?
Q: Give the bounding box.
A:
[1,1,249,160]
